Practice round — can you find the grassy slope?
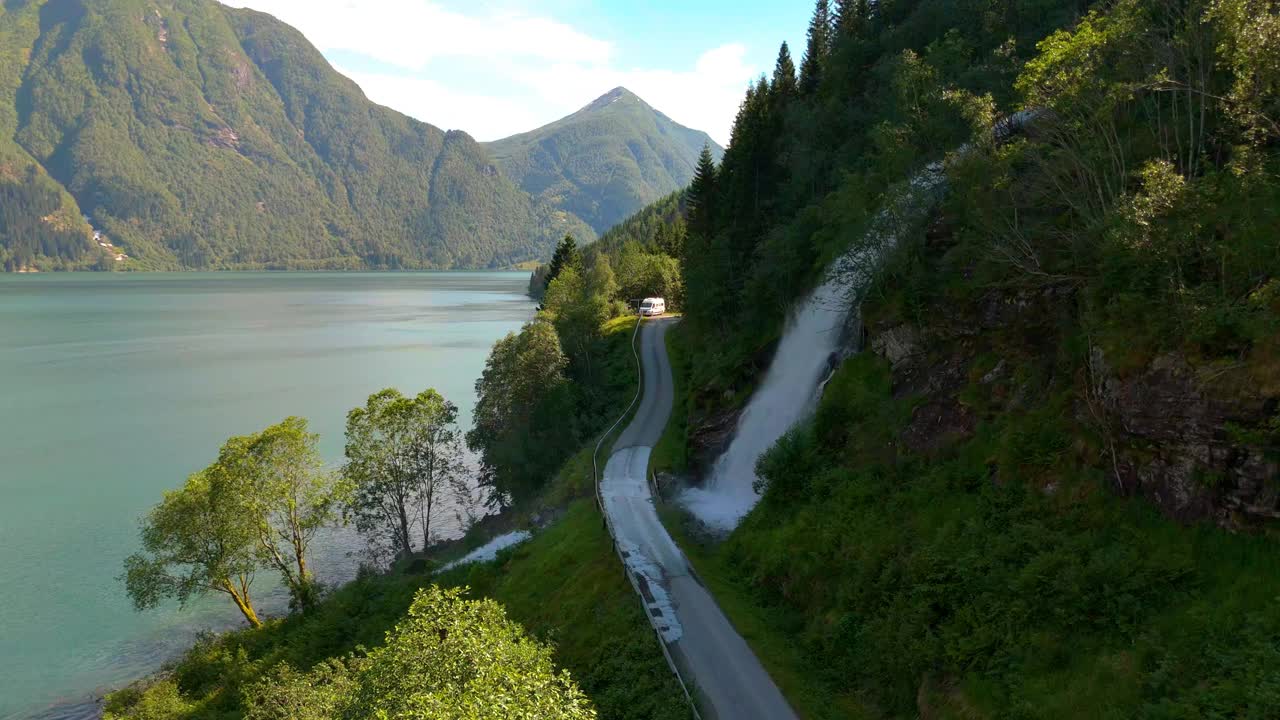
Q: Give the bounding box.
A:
[437,500,686,720]
[648,319,690,475]
[107,496,686,720]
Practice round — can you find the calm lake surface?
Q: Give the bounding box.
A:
[0,272,535,720]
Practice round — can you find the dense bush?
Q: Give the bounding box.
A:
[242,587,595,720]
[724,352,1280,717]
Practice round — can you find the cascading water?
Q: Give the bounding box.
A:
[680,162,949,531]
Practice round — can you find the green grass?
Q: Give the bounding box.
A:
[438,500,688,720]
[650,319,690,475]
[659,505,870,720]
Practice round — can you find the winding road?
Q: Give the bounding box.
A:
[601,318,798,720]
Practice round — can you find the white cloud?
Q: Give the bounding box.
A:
[226,1,758,145]
[227,0,612,69]
[336,67,541,141]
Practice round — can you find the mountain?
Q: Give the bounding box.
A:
[485,87,724,235]
[0,0,592,271]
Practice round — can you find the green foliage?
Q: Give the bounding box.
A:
[343,389,468,560]
[104,680,193,720]
[104,497,685,720]
[656,0,1280,716]
[0,167,100,271]
[708,356,1280,717]
[123,417,343,624]
[218,417,339,612]
[0,0,590,271]
[799,0,832,96]
[469,313,642,505]
[244,587,596,720]
[669,0,1084,397]
[484,87,723,235]
[468,321,576,504]
[616,244,682,308]
[527,191,688,317]
[772,43,798,101]
[545,235,584,292]
[122,469,263,627]
[437,501,688,720]
[587,191,687,262]
[473,231,642,504]
[543,263,621,378]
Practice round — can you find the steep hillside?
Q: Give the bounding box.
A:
[486,87,722,235]
[0,0,591,270]
[612,0,1280,716]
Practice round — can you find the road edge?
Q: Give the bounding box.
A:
[591,316,702,719]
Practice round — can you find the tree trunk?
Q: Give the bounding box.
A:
[398,502,413,556]
[295,547,308,586]
[292,522,309,586]
[223,580,262,628]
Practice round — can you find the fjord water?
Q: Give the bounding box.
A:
[0,272,534,720]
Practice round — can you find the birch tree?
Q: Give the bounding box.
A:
[122,470,262,627]
[343,389,467,560]
[220,417,339,612]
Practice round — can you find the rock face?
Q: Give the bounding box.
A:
[1091,349,1279,525]
[856,283,1279,528]
[688,405,741,475]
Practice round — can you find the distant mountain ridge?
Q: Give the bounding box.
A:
[0,0,719,271]
[485,87,724,235]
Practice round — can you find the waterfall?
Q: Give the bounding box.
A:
[680,162,949,532]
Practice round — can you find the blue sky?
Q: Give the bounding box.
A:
[226,0,813,144]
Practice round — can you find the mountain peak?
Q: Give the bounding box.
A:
[585,87,643,112]
[485,87,723,235]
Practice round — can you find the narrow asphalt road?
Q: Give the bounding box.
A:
[602,317,798,720]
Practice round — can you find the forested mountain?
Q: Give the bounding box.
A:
[0,0,593,271]
[514,0,1280,716]
[485,88,723,235]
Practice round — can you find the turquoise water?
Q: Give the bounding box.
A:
[0,272,534,719]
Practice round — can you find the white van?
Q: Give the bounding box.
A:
[639,297,666,317]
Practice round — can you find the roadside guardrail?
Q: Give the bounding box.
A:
[591,316,702,720]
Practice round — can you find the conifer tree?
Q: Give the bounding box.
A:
[543,235,582,290]
[772,42,798,101]
[800,0,833,95]
[835,0,871,39]
[685,144,719,242]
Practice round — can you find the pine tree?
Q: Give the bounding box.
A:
[685,144,719,242]
[544,235,582,290]
[799,0,832,95]
[835,0,871,39]
[772,42,798,101]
